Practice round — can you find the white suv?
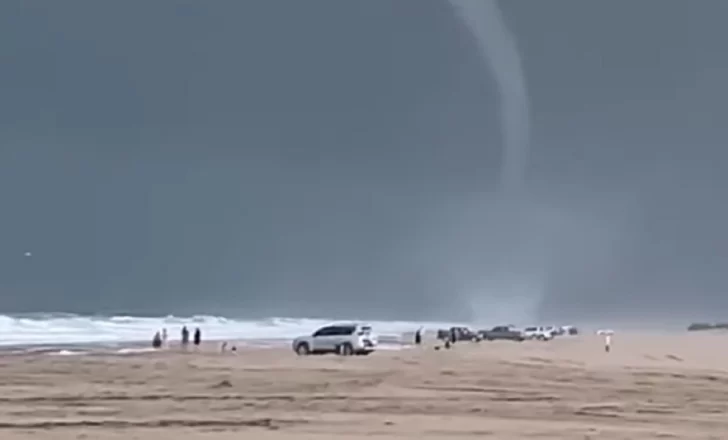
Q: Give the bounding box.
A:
[292,323,377,356]
[522,326,555,341]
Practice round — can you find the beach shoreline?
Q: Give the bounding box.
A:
[0,338,293,356]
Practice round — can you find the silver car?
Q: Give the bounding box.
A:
[292,323,378,356]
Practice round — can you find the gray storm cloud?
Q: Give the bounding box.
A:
[2,1,728,325]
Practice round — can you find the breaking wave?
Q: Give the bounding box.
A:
[0,313,454,346]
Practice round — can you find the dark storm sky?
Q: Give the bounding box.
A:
[2,0,728,323]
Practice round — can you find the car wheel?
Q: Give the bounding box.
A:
[338,343,354,356]
[295,343,310,356]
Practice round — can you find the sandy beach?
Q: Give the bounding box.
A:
[1,332,727,439]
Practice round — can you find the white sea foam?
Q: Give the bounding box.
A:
[50,349,85,356]
[116,347,159,355]
[0,314,457,346]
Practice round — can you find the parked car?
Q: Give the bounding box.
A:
[436,326,481,342]
[522,326,555,340]
[561,325,579,335]
[479,325,525,342]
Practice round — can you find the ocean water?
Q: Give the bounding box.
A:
[0,313,457,347]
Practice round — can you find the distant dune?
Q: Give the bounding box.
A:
[687,322,728,331]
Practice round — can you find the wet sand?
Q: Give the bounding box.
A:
[1,332,728,439]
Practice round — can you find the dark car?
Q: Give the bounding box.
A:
[436,326,481,342]
[479,325,525,342]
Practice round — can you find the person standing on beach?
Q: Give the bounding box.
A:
[604,333,612,353]
[181,326,190,349]
[193,327,201,348]
[161,328,168,348]
[414,327,423,345]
